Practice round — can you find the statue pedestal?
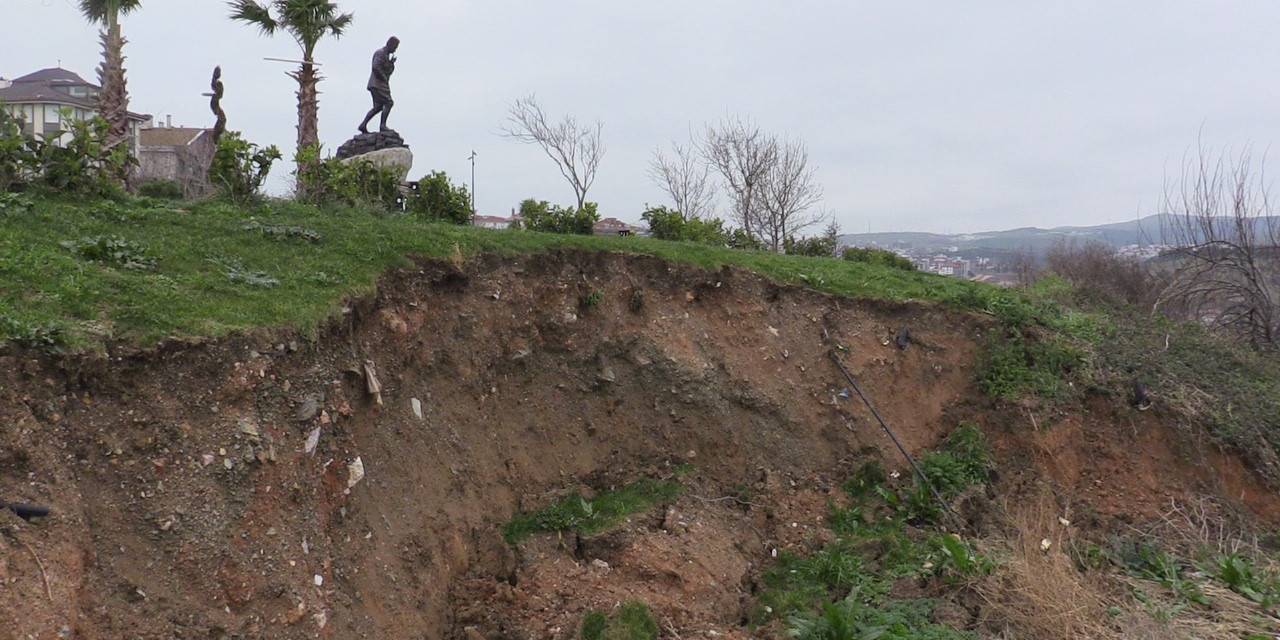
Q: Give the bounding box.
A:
[335,131,413,182]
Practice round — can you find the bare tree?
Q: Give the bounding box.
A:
[502,95,604,210]
[757,138,824,252]
[1011,248,1039,287]
[700,116,777,239]
[648,141,716,220]
[1157,145,1280,349]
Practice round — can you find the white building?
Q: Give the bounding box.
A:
[473,215,513,230]
[0,67,150,152]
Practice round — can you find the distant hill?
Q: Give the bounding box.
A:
[839,215,1175,255]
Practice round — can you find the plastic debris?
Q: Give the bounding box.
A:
[347,457,365,489]
[304,427,321,455]
[363,361,383,406]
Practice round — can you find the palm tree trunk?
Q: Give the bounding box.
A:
[95,12,130,153]
[295,62,319,153]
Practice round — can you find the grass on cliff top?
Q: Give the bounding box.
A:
[0,194,998,351]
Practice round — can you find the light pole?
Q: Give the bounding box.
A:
[468,150,477,223]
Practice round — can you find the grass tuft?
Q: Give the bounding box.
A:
[503,478,681,545]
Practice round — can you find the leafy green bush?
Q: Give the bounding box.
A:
[978,331,1082,400]
[137,179,184,200]
[640,205,729,244]
[295,145,400,211]
[580,602,658,640]
[727,227,763,250]
[519,198,600,235]
[842,247,915,271]
[409,171,471,224]
[35,115,131,197]
[210,132,281,202]
[60,235,156,271]
[0,103,38,192]
[786,233,838,257]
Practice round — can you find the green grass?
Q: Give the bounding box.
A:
[579,602,659,640]
[0,195,994,351]
[751,425,993,638]
[502,478,681,545]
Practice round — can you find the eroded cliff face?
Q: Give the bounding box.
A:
[1,250,1273,639]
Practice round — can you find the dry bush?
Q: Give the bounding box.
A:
[1046,240,1161,307]
[975,497,1120,640]
[978,495,1277,640]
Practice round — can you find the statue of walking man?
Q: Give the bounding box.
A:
[358,36,400,134]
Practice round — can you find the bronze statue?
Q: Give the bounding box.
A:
[358,36,400,134]
[209,66,226,146]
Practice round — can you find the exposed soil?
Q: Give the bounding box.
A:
[1,250,1275,639]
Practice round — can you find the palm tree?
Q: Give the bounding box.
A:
[79,0,141,151]
[228,0,353,155]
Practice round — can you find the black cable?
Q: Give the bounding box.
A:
[828,350,961,526]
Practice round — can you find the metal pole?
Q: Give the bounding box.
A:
[468,150,477,223]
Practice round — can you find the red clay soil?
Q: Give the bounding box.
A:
[0,250,1275,639]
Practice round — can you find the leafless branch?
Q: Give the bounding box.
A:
[648,141,716,220]
[502,95,604,210]
[757,137,824,252]
[1158,142,1280,349]
[699,116,778,238]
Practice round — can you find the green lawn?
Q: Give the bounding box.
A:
[0,195,990,350]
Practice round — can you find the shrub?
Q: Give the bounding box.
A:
[786,234,838,257]
[842,247,915,271]
[35,115,131,197]
[0,103,38,192]
[210,131,280,202]
[137,179,184,200]
[409,171,471,224]
[1045,240,1159,307]
[295,145,400,211]
[728,227,763,250]
[520,198,599,235]
[640,205,729,244]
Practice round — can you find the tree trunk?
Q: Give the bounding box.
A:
[295,62,319,153]
[95,15,130,153]
[292,61,320,200]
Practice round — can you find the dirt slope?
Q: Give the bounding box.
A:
[0,250,1274,639]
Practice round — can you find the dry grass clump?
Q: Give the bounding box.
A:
[974,497,1119,640]
[974,495,1277,640]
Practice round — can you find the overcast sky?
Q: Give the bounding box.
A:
[6,0,1280,233]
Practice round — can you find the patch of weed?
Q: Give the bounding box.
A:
[580,602,658,640]
[503,478,681,545]
[581,290,604,310]
[243,220,323,243]
[60,235,156,271]
[209,257,280,288]
[978,331,1081,401]
[787,598,974,640]
[0,193,34,216]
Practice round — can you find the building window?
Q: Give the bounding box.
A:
[44,107,60,125]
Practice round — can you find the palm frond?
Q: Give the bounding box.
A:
[227,0,278,35]
[79,0,142,25]
[326,12,354,38]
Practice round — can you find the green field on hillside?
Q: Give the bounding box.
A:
[0,195,986,349]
